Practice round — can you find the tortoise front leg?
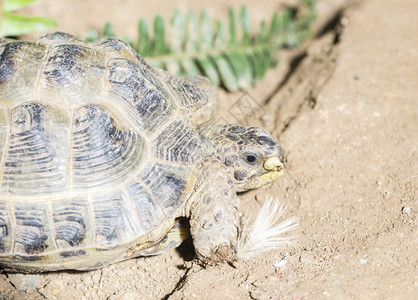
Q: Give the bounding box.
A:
[187,157,242,265]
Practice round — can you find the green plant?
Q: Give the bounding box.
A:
[88,0,316,91]
[0,0,56,37]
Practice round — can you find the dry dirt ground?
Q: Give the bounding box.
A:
[1,0,417,299]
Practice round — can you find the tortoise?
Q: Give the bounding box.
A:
[0,32,285,272]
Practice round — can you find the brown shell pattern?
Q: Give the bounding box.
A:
[0,32,210,271]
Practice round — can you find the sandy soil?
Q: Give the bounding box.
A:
[1,0,417,299]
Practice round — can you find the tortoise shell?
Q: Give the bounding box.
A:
[0,32,211,271]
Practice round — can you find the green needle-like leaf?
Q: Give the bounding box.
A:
[269,12,279,39]
[164,10,184,75]
[226,51,252,89]
[240,6,251,45]
[184,11,198,52]
[180,11,200,76]
[256,20,267,43]
[213,54,238,91]
[228,7,237,46]
[196,56,220,86]
[84,1,317,92]
[1,11,56,37]
[3,0,38,11]
[103,22,116,38]
[170,10,184,54]
[195,12,219,85]
[137,19,150,56]
[199,10,212,50]
[153,15,165,55]
[85,30,99,42]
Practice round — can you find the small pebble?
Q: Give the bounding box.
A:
[401,206,411,215]
[341,16,350,26]
[274,257,288,268]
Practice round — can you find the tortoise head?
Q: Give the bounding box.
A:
[199,124,285,192]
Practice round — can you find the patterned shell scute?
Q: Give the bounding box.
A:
[0,32,209,268]
[3,103,69,194]
[12,201,52,256]
[106,57,174,135]
[71,104,146,189]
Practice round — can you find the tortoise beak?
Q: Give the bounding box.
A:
[263,157,285,172]
[240,156,286,191]
[261,156,286,182]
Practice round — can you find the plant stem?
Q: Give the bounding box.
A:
[145,40,283,65]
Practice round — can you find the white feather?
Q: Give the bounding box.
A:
[237,196,299,260]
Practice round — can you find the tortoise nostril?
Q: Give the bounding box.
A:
[282,158,287,167]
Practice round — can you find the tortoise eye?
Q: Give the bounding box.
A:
[243,153,259,165]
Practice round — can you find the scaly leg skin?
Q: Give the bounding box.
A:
[187,156,242,265]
